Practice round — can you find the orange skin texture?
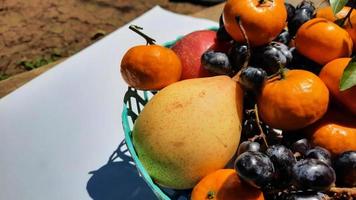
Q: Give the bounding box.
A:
[120,45,182,90]
[316,6,355,22]
[257,70,329,131]
[319,58,356,115]
[316,6,356,52]
[191,169,264,200]
[295,18,353,65]
[223,0,287,46]
[308,107,356,155]
[344,14,356,51]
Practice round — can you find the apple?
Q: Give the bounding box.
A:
[172,30,219,80]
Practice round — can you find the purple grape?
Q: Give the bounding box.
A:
[334,151,356,187]
[235,151,275,188]
[305,146,331,166]
[292,159,335,191]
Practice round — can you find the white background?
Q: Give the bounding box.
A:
[0,7,217,200]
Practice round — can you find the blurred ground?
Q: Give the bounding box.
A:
[0,0,209,80]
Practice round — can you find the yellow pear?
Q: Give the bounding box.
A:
[132,75,244,189]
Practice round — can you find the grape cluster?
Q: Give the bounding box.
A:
[235,118,356,199]
[235,106,356,199]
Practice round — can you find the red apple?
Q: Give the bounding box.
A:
[172,30,218,80]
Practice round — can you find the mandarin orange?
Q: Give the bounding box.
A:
[223,0,286,46]
[257,69,329,131]
[319,57,356,115]
[295,18,353,65]
[191,169,264,200]
[120,45,181,90]
[308,107,356,155]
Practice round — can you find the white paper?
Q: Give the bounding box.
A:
[0,6,218,200]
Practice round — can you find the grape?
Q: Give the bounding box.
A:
[334,151,356,187]
[228,43,248,73]
[291,138,311,156]
[237,140,261,156]
[274,29,291,46]
[235,151,275,188]
[216,25,232,42]
[296,0,315,15]
[305,146,331,166]
[292,159,336,191]
[266,145,296,186]
[242,118,259,138]
[285,3,296,22]
[239,67,267,91]
[201,50,231,75]
[288,8,313,36]
[252,42,293,74]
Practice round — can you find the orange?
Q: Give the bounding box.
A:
[316,6,355,22]
[319,57,356,115]
[120,45,182,90]
[223,0,286,46]
[257,69,329,131]
[295,18,353,65]
[308,107,356,155]
[316,6,356,52]
[191,169,264,200]
[344,14,356,51]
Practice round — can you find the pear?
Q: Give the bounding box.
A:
[132,75,243,189]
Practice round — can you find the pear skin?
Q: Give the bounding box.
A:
[132,75,243,189]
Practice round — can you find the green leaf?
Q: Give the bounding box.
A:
[340,57,356,91]
[330,0,349,15]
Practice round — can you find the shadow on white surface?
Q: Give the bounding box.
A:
[86,140,156,200]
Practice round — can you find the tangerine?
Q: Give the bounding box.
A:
[308,107,356,155]
[295,18,353,65]
[315,6,354,22]
[191,169,264,200]
[344,14,356,51]
[319,57,356,115]
[223,0,287,46]
[257,69,329,131]
[120,44,182,90]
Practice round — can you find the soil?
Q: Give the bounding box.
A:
[0,0,208,80]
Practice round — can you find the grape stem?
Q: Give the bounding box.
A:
[329,187,356,196]
[129,25,156,45]
[253,104,269,148]
[340,6,354,28]
[267,63,286,81]
[231,16,251,83]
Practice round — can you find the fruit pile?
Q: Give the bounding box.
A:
[120,0,356,199]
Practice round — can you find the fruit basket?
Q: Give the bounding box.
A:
[120,1,356,198]
[122,87,191,200]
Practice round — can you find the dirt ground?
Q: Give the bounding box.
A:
[0,0,208,80]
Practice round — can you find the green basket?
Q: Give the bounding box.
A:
[121,27,218,199]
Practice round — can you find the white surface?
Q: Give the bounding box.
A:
[0,6,218,200]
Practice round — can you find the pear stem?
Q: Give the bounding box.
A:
[129,25,156,45]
